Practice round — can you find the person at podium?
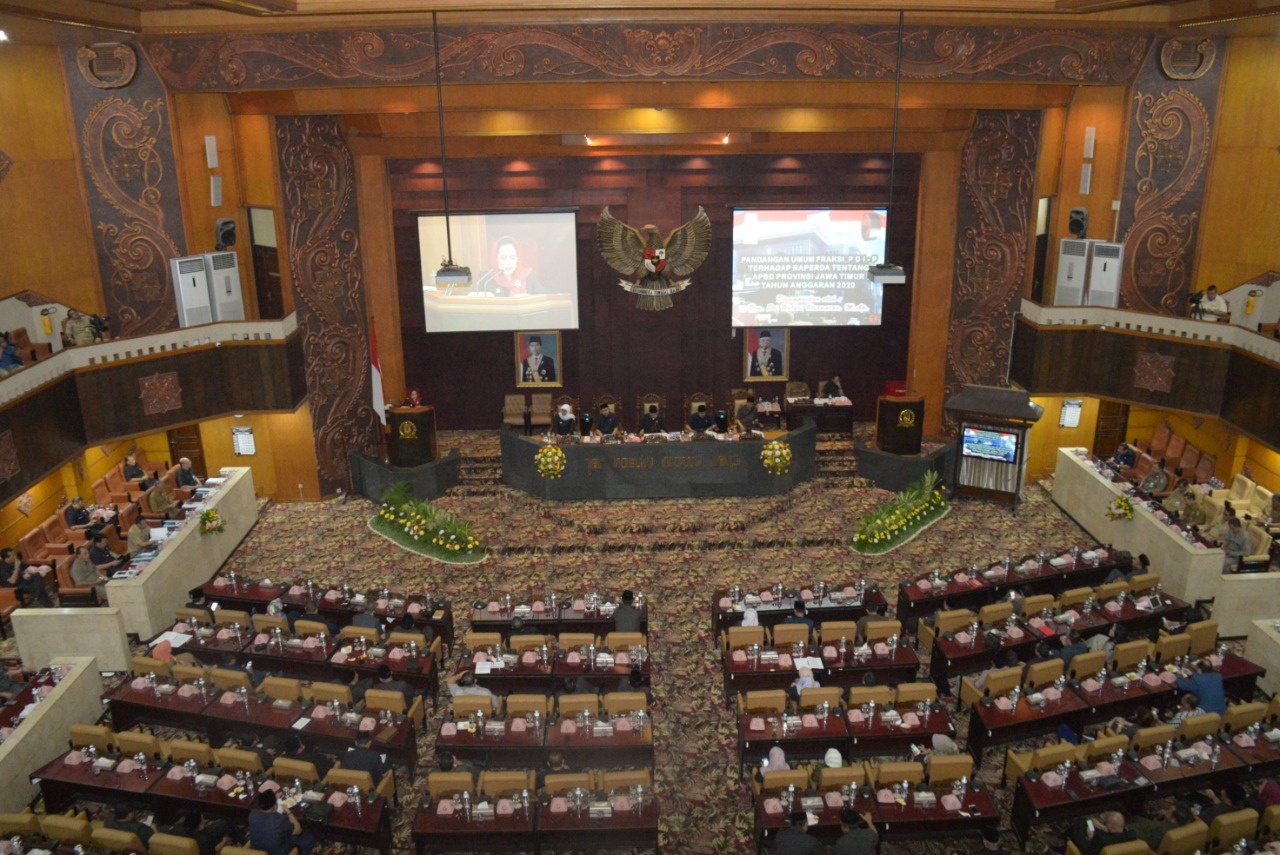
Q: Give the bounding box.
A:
[594,403,621,437]
[553,403,578,436]
[639,404,667,434]
[479,236,542,296]
[521,335,556,383]
[686,404,714,434]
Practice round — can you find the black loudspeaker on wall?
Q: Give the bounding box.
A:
[215,218,237,250]
[1068,207,1089,238]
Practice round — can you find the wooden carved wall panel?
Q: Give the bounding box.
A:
[944,110,1040,433]
[1116,38,1224,315]
[139,371,183,415]
[1132,351,1176,394]
[142,24,1148,91]
[0,431,20,483]
[276,116,381,493]
[61,43,185,336]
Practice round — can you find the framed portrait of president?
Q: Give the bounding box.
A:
[515,330,563,388]
[743,327,789,382]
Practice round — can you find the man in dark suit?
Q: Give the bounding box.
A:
[612,590,643,634]
[748,330,783,377]
[639,405,667,434]
[521,335,556,383]
[338,732,388,783]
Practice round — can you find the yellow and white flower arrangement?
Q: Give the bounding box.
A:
[760,440,792,476]
[535,444,568,479]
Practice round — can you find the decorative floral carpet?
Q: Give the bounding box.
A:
[191,430,1113,854]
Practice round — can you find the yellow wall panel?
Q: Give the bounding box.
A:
[199,403,320,501]
[1026,395,1101,482]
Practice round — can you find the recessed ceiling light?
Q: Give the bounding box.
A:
[0,31,10,42]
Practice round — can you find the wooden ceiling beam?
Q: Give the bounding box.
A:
[0,0,142,32]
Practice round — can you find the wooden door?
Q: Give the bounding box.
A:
[1093,400,1129,458]
[252,244,284,319]
[168,425,207,478]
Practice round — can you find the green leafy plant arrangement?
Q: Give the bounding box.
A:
[369,482,485,564]
[852,470,950,555]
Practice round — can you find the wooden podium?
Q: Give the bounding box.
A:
[875,395,924,455]
[388,406,438,467]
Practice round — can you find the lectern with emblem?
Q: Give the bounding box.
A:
[875,395,924,455]
[388,406,438,467]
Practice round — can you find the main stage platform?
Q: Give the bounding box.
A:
[501,421,818,500]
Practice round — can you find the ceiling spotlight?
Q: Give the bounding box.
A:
[0,31,9,42]
[583,135,593,145]
[722,133,730,144]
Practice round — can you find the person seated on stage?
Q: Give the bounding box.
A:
[735,394,761,434]
[612,589,643,633]
[283,733,332,780]
[1068,811,1136,855]
[1161,478,1192,515]
[1139,460,1170,494]
[552,403,578,437]
[161,811,232,855]
[1177,658,1225,714]
[1,554,51,608]
[123,454,146,482]
[145,476,182,520]
[774,811,823,855]
[69,545,108,603]
[338,731,388,783]
[89,532,128,574]
[443,669,498,711]
[686,404,714,434]
[186,587,215,621]
[1179,489,1208,526]
[105,804,154,848]
[64,496,94,532]
[176,457,203,489]
[127,517,152,557]
[639,404,667,435]
[249,789,316,855]
[1221,517,1252,572]
[782,600,815,635]
[536,751,570,791]
[1204,504,1237,545]
[821,376,845,399]
[1111,442,1137,469]
[594,403,621,437]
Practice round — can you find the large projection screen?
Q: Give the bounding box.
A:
[731,208,887,327]
[418,210,580,333]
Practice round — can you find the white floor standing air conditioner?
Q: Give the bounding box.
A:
[203,251,245,322]
[1054,238,1092,306]
[170,255,214,327]
[1085,241,1124,308]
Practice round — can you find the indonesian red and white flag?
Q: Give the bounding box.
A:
[370,326,386,425]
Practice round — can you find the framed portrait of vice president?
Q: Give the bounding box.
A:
[515,331,563,388]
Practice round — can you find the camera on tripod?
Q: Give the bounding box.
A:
[1187,292,1204,320]
[89,314,110,339]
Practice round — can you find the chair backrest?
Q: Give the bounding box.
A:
[544,772,594,795]
[758,769,810,794]
[1096,581,1131,602]
[176,607,213,626]
[1147,423,1172,457]
[1156,819,1207,855]
[387,631,428,649]
[1068,650,1107,680]
[1262,803,1280,836]
[293,619,330,638]
[1111,640,1150,671]
[1098,842,1152,855]
[1193,453,1215,485]
[213,608,250,628]
[1221,701,1267,734]
[1247,523,1272,556]
[502,394,527,419]
[797,686,843,710]
[1127,573,1160,595]
[1058,587,1093,609]
[40,814,93,846]
[684,392,713,420]
[529,393,553,424]
[603,632,645,651]
[1178,444,1201,476]
[168,739,215,766]
[1025,658,1064,690]
[210,668,253,692]
[893,683,936,705]
[927,754,973,784]
[339,625,380,644]
[428,771,475,798]
[464,631,503,650]
[557,694,600,717]
[861,619,900,643]
[1165,434,1187,464]
[1020,593,1056,615]
[170,663,208,684]
[601,768,651,791]
[309,682,354,706]
[0,811,41,837]
[739,689,786,714]
[559,632,597,650]
[92,827,145,853]
[70,724,116,752]
[479,770,534,797]
[453,695,495,719]
[1207,808,1258,851]
[635,393,665,427]
[1083,733,1129,761]
[365,688,408,714]
[1029,740,1080,772]
[115,730,165,760]
[252,613,289,633]
[981,666,1025,698]
[1131,724,1176,750]
[1152,633,1191,663]
[132,655,171,680]
[217,747,265,773]
[819,621,861,645]
[725,625,765,651]
[325,767,375,793]
[603,691,647,716]
[815,765,866,790]
[848,686,894,707]
[870,761,924,786]
[261,676,302,702]
[273,757,320,783]
[148,834,201,855]
[1226,472,1256,502]
[505,694,551,717]
[977,601,1014,626]
[771,623,810,647]
[1176,712,1221,742]
[508,634,546,652]
[222,847,269,855]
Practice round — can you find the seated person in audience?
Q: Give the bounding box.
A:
[1068,811,1136,855]
[372,663,413,698]
[162,811,232,855]
[612,589,643,633]
[249,734,284,769]
[1086,622,1127,658]
[338,731,388,782]
[1161,603,1207,636]
[552,403,577,437]
[350,611,382,632]
[978,826,1010,854]
[1168,692,1205,727]
[972,649,1022,691]
[1161,478,1192,515]
[342,669,372,705]
[1127,801,1188,850]
[2,552,53,608]
[774,811,823,855]
[593,403,620,437]
[1179,489,1208,526]
[186,587,215,620]
[219,652,266,688]
[283,733,332,780]
[64,496,94,531]
[145,477,182,520]
[1176,658,1225,714]
[286,600,339,635]
[1103,551,1144,584]
[559,676,590,696]
[638,404,667,435]
[0,666,25,701]
[1105,705,1157,740]
[1111,442,1137,469]
[735,394,761,433]
[176,457,203,489]
[89,532,128,573]
[443,669,498,711]
[436,751,471,775]
[756,746,790,783]
[1204,503,1236,544]
[127,517,152,556]
[64,310,96,346]
[249,789,315,855]
[1058,629,1089,669]
[854,603,888,641]
[105,804,154,847]
[829,808,880,855]
[1221,517,1251,571]
[915,734,960,766]
[787,667,819,703]
[1196,784,1253,826]
[123,454,146,482]
[821,376,844,399]
[616,666,649,696]
[69,544,108,603]
[536,751,570,790]
[0,547,22,588]
[686,404,714,434]
[0,332,24,377]
[782,600,815,635]
[1139,461,1170,494]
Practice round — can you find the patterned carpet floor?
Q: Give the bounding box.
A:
[194,429,1107,854]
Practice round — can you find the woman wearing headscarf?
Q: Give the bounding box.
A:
[788,666,819,702]
[741,607,760,628]
[553,403,577,436]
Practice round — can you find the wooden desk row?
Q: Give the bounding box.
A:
[712,586,890,637]
[469,602,649,638]
[434,717,654,769]
[723,644,921,700]
[737,705,958,764]
[457,654,651,695]
[411,795,659,854]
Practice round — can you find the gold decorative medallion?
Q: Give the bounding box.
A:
[398,420,418,440]
[76,43,139,89]
[1159,39,1215,81]
[896,409,917,428]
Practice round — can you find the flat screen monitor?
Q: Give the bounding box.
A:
[731,208,887,327]
[961,427,1019,464]
[418,210,579,332]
